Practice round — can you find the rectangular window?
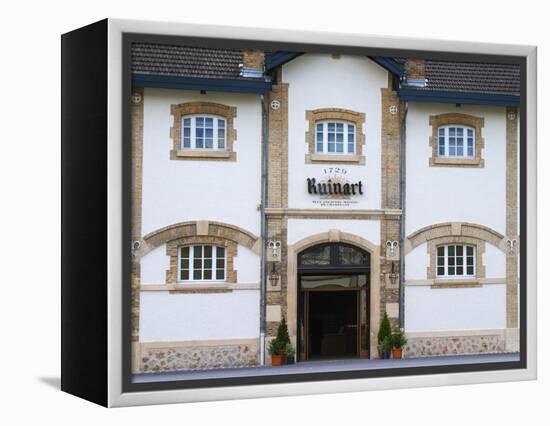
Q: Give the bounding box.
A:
[438,126,475,158]
[436,244,476,278]
[315,121,357,155]
[181,116,227,151]
[178,245,226,282]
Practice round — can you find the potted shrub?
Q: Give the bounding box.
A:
[377,311,392,359]
[268,318,292,366]
[381,335,393,359]
[285,343,295,365]
[391,329,408,359]
[268,339,286,365]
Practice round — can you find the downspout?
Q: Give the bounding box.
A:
[259,94,269,365]
[399,101,408,329]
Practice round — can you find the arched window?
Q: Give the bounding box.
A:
[298,243,370,271]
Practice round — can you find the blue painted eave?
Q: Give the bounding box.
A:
[132,74,271,95]
[399,88,520,107]
[368,56,405,78]
[265,52,303,71]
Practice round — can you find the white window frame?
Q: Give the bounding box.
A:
[437,125,476,158]
[177,244,226,283]
[181,115,227,151]
[436,244,476,278]
[315,120,356,155]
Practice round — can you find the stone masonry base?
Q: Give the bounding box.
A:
[404,329,519,358]
[138,339,259,373]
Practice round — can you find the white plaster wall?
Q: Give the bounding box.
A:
[484,243,506,279]
[141,244,170,285]
[404,244,429,281]
[405,103,507,236]
[233,245,260,283]
[405,285,506,331]
[287,218,380,247]
[282,55,388,210]
[141,88,262,236]
[140,290,260,342]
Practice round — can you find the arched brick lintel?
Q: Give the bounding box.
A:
[141,221,260,256]
[406,222,507,254]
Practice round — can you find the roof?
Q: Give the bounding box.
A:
[131,44,520,105]
[132,43,250,80]
[422,60,520,96]
[131,43,271,95]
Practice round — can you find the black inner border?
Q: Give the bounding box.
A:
[122,32,527,394]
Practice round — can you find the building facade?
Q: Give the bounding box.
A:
[129,44,520,373]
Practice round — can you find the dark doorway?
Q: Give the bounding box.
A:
[297,243,371,362]
[308,291,358,359]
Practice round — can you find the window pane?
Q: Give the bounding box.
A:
[218,119,225,129]
[336,132,343,142]
[448,246,455,256]
[437,257,444,266]
[193,259,202,269]
[216,258,225,268]
[181,246,189,258]
[194,246,202,257]
[316,142,323,153]
[437,246,444,256]
[205,117,213,127]
[437,267,445,276]
[204,259,212,269]
[196,117,204,126]
[300,245,330,265]
[466,246,474,256]
[456,256,464,266]
[466,256,474,266]
[180,270,189,280]
[328,143,335,152]
[448,267,455,275]
[348,142,354,153]
[337,246,368,265]
[218,129,225,149]
[316,123,323,132]
[336,123,343,132]
[193,270,202,280]
[467,266,474,275]
[216,269,224,280]
[316,131,323,142]
[204,246,212,257]
[216,247,225,257]
[348,125,355,142]
[180,259,189,269]
[204,269,212,280]
[328,132,335,142]
[456,245,463,256]
[448,257,455,266]
[328,123,335,131]
[457,266,464,275]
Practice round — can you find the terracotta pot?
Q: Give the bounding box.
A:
[271,354,286,366]
[391,348,403,359]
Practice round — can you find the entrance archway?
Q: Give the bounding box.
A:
[286,230,381,360]
[297,243,370,360]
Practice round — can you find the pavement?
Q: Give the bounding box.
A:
[132,352,520,383]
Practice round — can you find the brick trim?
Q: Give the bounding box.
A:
[140,220,260,256]
[428,113,485,168]
[406,222,505,253]
[305,108,366,164]
[169,101,237,161]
